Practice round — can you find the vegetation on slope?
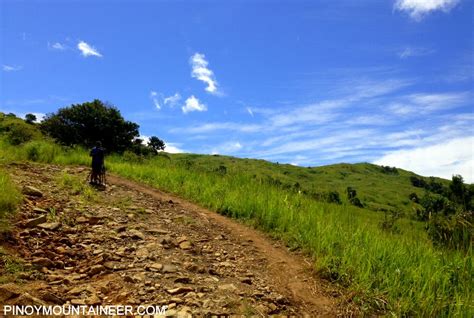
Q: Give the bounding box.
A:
[0,170,22,232]
[0,111,472,316]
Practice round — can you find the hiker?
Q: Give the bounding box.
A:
[89,141,105,185]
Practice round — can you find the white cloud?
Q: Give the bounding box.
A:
[394,0,460,20]
[77,41,103,57]
[137,136,184,153]
[388,92,469,115]
[164,93,181,107]
[182,95,207,114]
[172,122,262,134]
[138,135,151,145]
[246,107,254,117]
[399,46,434,58]
[164,143,185,153]
[374,137,473,182]
[150,91,161,110]
[190,53,219,94]
[2,64,22,72]
[49,42,67,50]
[212,141,243,155]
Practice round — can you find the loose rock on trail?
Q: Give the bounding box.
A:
[1,163,348,316]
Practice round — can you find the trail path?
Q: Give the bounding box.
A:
[1,163,344,316]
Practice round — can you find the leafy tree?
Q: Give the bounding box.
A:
[147,136,165,153]
[40,100,139,153]
[25,113,37,124]
[449,175,469,208]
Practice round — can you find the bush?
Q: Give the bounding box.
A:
[410,176,427,188]
[381,166,398,174]
[409,192,419,203]
[379,210,402,234]
[427,210,473,251]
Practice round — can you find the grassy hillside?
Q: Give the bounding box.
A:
[151,152,450,215]
[0,112,472,316]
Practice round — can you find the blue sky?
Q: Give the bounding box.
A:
[1,0,473,181]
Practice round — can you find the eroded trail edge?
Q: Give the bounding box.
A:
[1,163,344,316]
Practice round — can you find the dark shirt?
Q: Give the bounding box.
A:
[90,147,104,169]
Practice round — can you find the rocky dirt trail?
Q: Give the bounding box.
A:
[1,163,347,316]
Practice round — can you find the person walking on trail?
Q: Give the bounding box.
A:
[89,141,105,185]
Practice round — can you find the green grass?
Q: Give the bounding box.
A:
[0,137,472,315]
[0,169,22,232]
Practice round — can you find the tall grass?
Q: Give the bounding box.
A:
[0,139,472,315]
[0,169,22,232]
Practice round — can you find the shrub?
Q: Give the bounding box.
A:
[427,210,473,251]
[379,210,402,234]
[409,192,419,203]
[381,165,398,174]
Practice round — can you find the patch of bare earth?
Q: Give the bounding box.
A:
[1,163,351,316]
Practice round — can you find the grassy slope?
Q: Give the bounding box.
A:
[0,113,472,316]
[162,153,450,214]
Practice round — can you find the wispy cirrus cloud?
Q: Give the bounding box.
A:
[171,122,262,134]
[211,141,243,155]
[388,92,470,115]
[182,95,207,113]
[77,41,103,57]
[2,64,22,72]
[190,53,219,94]
[394,0,460,21]
[399,46,434,58]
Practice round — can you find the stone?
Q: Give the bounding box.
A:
[162,264,177,273]
[174,277,192,284]
[0,284,21,302]
[241,277,252,284]
[32,257,54,268]
[103,261,127,270]
[88,265,105,276]
[86,294,101,305]
[37,222,61,231]
[177,236,188,244]
[76,216,88,224]
[218,284,237,292]
[166,287,193,295]
[88,216,103,225]
[136,247,149,258]
[129,229,145,240]
[10,293,45,306]
[179,241,193,250]
[33,207,48,214]
[169,297,184,304]
[40,291,64,304]
[146,263,163,272]
[24,215,47,228]
[70,298,86,305]
[22,186,43,197]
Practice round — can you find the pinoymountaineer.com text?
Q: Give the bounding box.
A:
[2,304,169,316]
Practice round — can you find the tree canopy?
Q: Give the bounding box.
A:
[40,100,140,153]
